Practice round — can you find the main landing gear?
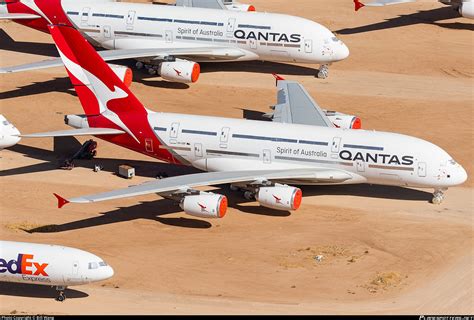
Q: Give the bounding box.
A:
[55,286,67,302]
[317,64,329,79]
[432,189,447,205]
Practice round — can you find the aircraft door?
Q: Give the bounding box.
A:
[263,149,271,164]
[356,160,365,172]
[304,39,313,53]
[103,25,112,39]
[72,261,79,275]
[226,18,236,38]
[417,162,427,177]
[220,127,230,148]
[81,7,90,26]
[331,137,341,159]
[194,143,203,157]
[170,122,180,144]
[249,39,257,49]
[126,10,136,30]
[145,138,154,153]
[165,30,173,43]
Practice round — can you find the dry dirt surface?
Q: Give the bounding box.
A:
[0,0,473,315]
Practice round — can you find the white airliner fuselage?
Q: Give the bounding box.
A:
[0,240,114,301]
[61,1,349,64]
[0,0,349,79]
[137,112,467,190]
[0,115,21,150]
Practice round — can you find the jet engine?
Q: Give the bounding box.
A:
[256,186,302,211]
[159,59,200,83]
[325,111,361,129]
[109,64,133,87]
[459,1,474,19]
[180,194,227,218]
[224,1,256,11]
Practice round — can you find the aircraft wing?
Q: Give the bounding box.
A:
[0,47,247,74]
[0,13,41,19]
[56,168,353,206]
[20,128,125,138]
[354,0,416,10]
[270,79,334,128]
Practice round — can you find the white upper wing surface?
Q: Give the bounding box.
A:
[65,168,353,204]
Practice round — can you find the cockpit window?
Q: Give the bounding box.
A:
[88,262,98,269]
[2,121,9,126]
[99,261,107,267]
[331,37,339,42]
[449,159,457,165]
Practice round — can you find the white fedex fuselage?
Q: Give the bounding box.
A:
[0,115,21,150]
[107,111,467,190]
[59,0,349,65]
[0,241,114,287]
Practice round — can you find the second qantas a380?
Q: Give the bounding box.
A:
[11,17,466,219]
[0,0,349,80]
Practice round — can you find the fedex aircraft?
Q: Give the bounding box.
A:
[0,240,114,301]
[0,0,350,80]
[0,115,21,150]
[353,0,474,19]
[9,13,465,218]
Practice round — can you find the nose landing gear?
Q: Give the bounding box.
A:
[55,286,67,302]
[432,189,447,205]
[317,64,329,79]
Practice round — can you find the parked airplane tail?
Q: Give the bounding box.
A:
[49,25,147,118]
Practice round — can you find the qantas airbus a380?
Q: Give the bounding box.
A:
[0,0,349,80]
[3,7,465,220]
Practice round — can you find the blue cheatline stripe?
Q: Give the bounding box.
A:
[237,24,271,30]
[299,140,329,146]
[232,134,297,144]
[67,11,79,15]
[174,19,200,24]
[92,13,124,19]
[153,127,167,132]
[138,16,173,22]
[182,129,217,136]
[343,144,384,151]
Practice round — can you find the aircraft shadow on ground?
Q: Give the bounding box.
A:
[0,77,76,100]
[0,281,88,299]
[0,29,58,57]
[5,142,432,233]
[336,7,474,35]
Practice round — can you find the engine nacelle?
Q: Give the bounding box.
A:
[325,111,361,129]
[108,63,133,87]
[256,186,302,211]
[0,115,21,150]
[180,194,227,218]
[64,114,89,129]
[224,1,256,12]
[459,2,474,19]
[159,59,200,84]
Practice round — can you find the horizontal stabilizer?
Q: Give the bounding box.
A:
[0,13,41,20]
[20,128,125,138]
[354,0,415,11]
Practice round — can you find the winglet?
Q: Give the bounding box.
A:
[272,74,285,86]
[54,193,70,209]
[354,0,365,11]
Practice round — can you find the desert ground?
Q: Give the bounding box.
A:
[0,0,473,315]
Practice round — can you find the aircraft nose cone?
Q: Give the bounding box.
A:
[335,42,350,61]
[104,266,114,279]
[457,165,468,185]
